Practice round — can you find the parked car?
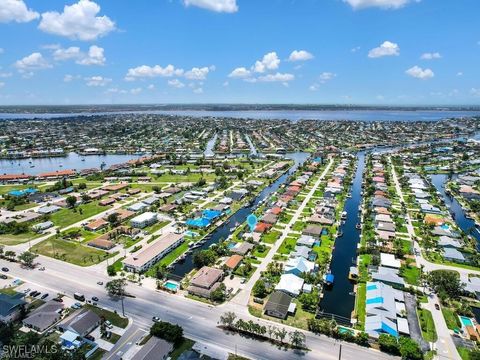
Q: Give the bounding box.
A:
[0,274,7,280]
[152,316,160,322]
[29,290,37,296]
[92,296,99,302]
[435,303,440,310]
[85,334,95,341]
[97,281,103,286]
[52,297,63,302]
[41,293,49,300]
[1,267,8,272]
[23,288,31,294]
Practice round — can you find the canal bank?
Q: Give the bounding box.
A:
[170,152,310,278]
[318,151,366,322]
[431,174,480,249]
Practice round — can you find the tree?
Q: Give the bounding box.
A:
[4,250,16,261]
[298,289,319,313]
[275,328,288,344]
[211,283,226,302]
[66,195,77,208]
[252,279,267,298]
[219,311,237,328]
[290,330,306,348]
[399,337,422,360]
[107,213,119,227]
[192,249,217,268]
[150,321,184,345]
[105,279,127,316]
[378,334,400,355]
[152,186,161,194]
[17,251,38,268]
[77,183,87,190]
[427,270,464,301]
[355,332,370,347]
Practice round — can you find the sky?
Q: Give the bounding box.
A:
[0,0,479,105]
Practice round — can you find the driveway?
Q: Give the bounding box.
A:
[404,293,430,352]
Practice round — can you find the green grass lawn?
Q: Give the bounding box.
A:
[31,236,115,266]
[442,307,461,330]
[252,245,269,258]
[261,230,281,244]
[144,220,169,234]
[355,283,366,329]
[0,231,41,246]
[418,308,437,342]
[277,237,297,255]
[13,202,37,211]
[50,201,108,228]
[170,338,195,360]
[146,240,191,277]
[400,265,421,285]
[0,287,19,295]
[85,305,129,328]
[103,332,121,344]
[291,221,306,232]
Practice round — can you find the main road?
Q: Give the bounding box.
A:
[5,249,397,360]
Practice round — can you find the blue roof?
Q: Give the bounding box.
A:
[202,209,222,220]
[381,322,399,337]
[366,297,383,305]
[186,218,211,228]
[366,284,378,290]
[325,274,334,283]
[8,188,37,197]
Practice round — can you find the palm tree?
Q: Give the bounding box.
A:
[275,328,287,344]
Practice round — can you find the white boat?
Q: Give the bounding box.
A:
[341,211,347,220]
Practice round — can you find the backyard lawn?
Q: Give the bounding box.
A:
[31,236,115,266]
[261,230,281,244]
[50,201,108,228]
[442,307,461,330]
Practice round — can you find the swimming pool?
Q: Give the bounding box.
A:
[441,224,451,230]
[185,230,199,237]
[163,280,180,292]
[9,188,37,197]
[460,316,474,327]
[186,218,211,228]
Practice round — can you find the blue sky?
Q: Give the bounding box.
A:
[0,0,479,105]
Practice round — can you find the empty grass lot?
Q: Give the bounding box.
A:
[31,236,115,266]
[50,201,108,228]
[0,232,42,246]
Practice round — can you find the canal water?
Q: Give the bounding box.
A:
[430,174,480,249]
[0,153,142,176]
[170,152,310,278]
[204,133,218,157]
[318,151,366,321]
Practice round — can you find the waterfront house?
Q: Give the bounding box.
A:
[437,236,462,249]
[443,248,466,263]
[224,255,243,271]
[275,273,304,297]
[371,267,405,288]
[284,257,315,276]
[264,291,293,319]
[231,242,254,255]
[0,292,26,323]
[296,235,316,248]
[380,253,401,269]
[187,266,224,299]
[123,233,184,272]
[302,225,323,238]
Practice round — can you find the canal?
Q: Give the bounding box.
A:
[318,151,366,321]
[431,174,480,249]
[204,133,218,157]
[170,152,310,278]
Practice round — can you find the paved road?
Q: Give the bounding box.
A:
[390,157,461,360]
[6,256,397,360]
[233,158,333,306]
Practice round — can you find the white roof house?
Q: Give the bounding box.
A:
[128,202,149,212]
[380,253,401,269]
[130,212,157,229]
[296,235,316,248]
[443,248,465,262]
[275,274,304,297]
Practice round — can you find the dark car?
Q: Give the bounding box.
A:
[435,304,440,310]
[29,290,36,296]
[52,297,63,302]
[0,275,7,280]
[92,296,99,302]
[152,316,160,322]
[1,267,8,272]
[32,291,40,297]
[85,335,95,341]
[41,293,49,300]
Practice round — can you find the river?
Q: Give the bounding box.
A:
[0,153,142,176]
[430,174,480,249]
[170,152,310,278]
[2,109,480,122]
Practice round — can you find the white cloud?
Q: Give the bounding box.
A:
[77,45,105,65]
[130,87,142,95]
[85,75,111,86]
[0,0,39,23]
[0,72,12,78]
[183,0,238,13]
[39,0,115,41]
[63,74,74,82]
[344,0,417,10]
[0,82,4,88]
[368,41,400,58]
[52,45,105,66]
[228,67,251,78]
[471,88,480,97]
[457,72,463,77]
[253,52,280,73]
[309,84,319,91]
[351,46,361,53]
[168,79,185,88]
[184,66,211,80]
[288,50,314,62]
[420,52,441,60]
[53,47,81,61]
[193,87,203,94]
[0,48,4,54]
[258,72,294,82]
[147,84,155,90]
[319,72,336,83]
[405,65,434,79]
[14,52,51,73]
[125,64,184,81]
